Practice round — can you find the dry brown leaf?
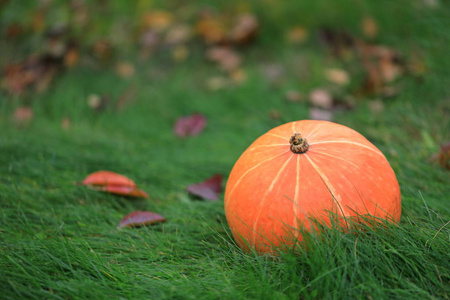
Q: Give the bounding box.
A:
[172,45,189,63]
[5,23,24,40]
[116,86,137,111]
[230,14,259,44]
[61,117,71,130]
[285,90,303,102]
[64,48,79,67]
[165,24,192,45]
[319,28,355,60]
[423,0,439,8]
[269,109,281,120]
[325,68,350,85]
[362,16,378,39]
[87,94,110,112]
[196,15,228,45]
[439,143,450,170]
[92,40,113,63]
[368,99,385,113]
[261,64,285,84]
[229,68,247,85]
[115,62,135,79]
[286,26,308,44]
[309,89,333,109]
[13,106,33,125]
[142,11,174,32]
[206,47,241,72]
[357,43,404,95]
[1,56,58,95]
[309,108,333,121]
[206,76,229,91]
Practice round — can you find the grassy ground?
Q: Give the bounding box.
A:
[1,1,449,299]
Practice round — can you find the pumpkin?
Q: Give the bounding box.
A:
[224,120,401,253]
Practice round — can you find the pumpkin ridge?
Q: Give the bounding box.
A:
[310,140,383,156]
[305,126,321,140]
[291,121,297,134]
[251,155,294,245]
[248,144,290,152]
[304,155,349,218]
[309,151,396,218]
[292,154,302,237]
[267,133,289,141]
[311,151,360,169]
[226,150,291,206]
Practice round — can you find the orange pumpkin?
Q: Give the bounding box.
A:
[224,120,401,253]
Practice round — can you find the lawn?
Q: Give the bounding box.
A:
[1,0,449,299]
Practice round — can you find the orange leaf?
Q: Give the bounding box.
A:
[102,185,149,199]
[79,171,149,198]
[81,171,136,187]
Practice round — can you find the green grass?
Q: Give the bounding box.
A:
[1,0,449,299]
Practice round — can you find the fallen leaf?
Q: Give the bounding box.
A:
[285,90,303,102]
[118,211,166,228]
[102,185,149,198]
[172,45,189,62]
[1,55,58,95]
[64,47,79,67]
[174,113,207,137]
[229,68,247,85]
[206,76,229,91]
[13,106,33,124]
[439,143,450,170]
[309,89,333,109]
[261,64,285,85]
[196,14,228,45]
[5,23,24,40]
[92,40,114,63]
[319,28,355,60]
[79,171,149,198]
[357,43,404,95]
[115,62,135,78]
[362,16,378,39]
[142,11,174,32]
[309,108,334,121]
[325,68,350,85]
[229,14,259,44]
[165,24,192,45]
[423,0,439,8]
[286,26,308,44]
[368,99,385,113]
[87,94,110,112]
[186,174,222,201]
[269,109,281,120]
[82,171,136,187]
[61,117,71,130]
[116,85,137,111]
[206,47,241,72]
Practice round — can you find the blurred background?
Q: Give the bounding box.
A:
[1,0,447,122]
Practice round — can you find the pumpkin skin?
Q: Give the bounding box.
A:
[224,120,401,253]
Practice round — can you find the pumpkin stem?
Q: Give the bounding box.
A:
[289,133,309,154]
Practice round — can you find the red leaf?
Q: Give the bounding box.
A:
[118,211,166,228]
[174,113,206,137]
[439,142,450,170]
[186,174,222,201]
